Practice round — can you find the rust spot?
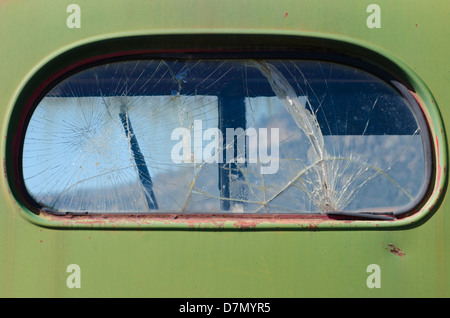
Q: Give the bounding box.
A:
[39,240,43,243]
[415,23,418,27]
[308,224,318,230]
[385,243,406,257]
[284,12,288,18]
[233,220,258,229]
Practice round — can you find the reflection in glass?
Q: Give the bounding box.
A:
[23,60,427,214]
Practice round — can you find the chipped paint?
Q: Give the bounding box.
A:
[36,208,393,230]
[385,243,406,257]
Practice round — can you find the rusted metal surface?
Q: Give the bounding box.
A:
[384,243,407,257]
[38,209,337,229]
[35,208,409,230]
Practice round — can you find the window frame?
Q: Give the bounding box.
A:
[6,34,442,230]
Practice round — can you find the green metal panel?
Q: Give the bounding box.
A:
[0,0,449,297]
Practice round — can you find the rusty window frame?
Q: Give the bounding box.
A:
[15,50,432,221]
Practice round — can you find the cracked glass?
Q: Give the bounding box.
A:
[22,58,430,215]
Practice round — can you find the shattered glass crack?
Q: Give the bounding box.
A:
[22,58,427,215]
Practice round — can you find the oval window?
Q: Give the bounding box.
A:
[21,58,431,216]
